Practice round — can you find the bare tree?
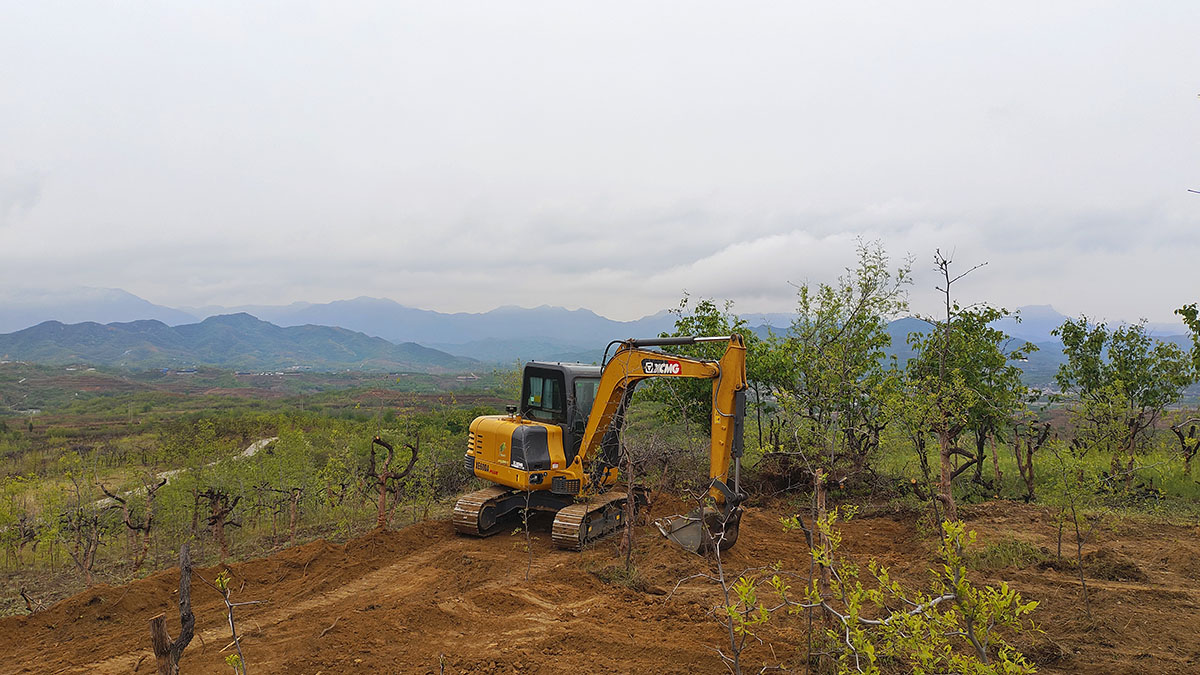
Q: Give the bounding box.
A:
[366,435,418,529]
[199,489,241,561]
[1012,419,1051,502]
[149,542,195,675]
[198,568,264,675]
[100,477,167,572]
[1171,417,1200,475]
[63,505,105,586]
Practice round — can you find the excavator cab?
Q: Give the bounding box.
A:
[520,362,602,466]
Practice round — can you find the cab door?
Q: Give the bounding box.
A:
[566,377,599,466]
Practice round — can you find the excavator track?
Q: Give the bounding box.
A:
[551,488,649,551]
[452,485,515,537]
[453,486,579,538]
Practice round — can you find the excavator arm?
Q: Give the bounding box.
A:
[576,335,748,549]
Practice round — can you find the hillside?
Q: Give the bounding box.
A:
[0,314,479,373]
[2,501,1198,673]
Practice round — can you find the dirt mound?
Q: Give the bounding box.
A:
[2,501,1200,674]
[1081,548,1149,582]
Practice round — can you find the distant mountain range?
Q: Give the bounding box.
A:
[0,314,478,372]
[0,287,1193,382]
[0,287,196,332]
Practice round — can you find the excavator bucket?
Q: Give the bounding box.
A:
[656,506,740,553]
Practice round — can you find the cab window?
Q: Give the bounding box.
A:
[524,373,564,422]
[574,378,600,422]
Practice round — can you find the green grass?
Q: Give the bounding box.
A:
[873,425,1200,514]
[967,538,1047,571]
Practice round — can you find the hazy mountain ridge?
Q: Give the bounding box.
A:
[0,314,478,372]
[0,287,197,333]
[2,288,1194,379]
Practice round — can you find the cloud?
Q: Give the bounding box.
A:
[0,173,41,228]
[1,3,1198,325]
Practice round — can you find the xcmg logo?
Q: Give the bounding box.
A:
[642,358,682,375]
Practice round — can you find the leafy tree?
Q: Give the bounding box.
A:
[1175,302,1200,371]
[493,361,523,403]
[905,252,1032,519]
[767,240,910,487]
[0,475,35,568]
[643,295,763,428]
[1053,317,1195,488]
[908,307,1035,488]
[1043,437,1101,617]
[719,510,1038,674]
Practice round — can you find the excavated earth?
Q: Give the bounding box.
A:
[2,500,1200,674]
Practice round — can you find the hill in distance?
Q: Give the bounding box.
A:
[0,287,197,334]
[0,314,478,373]
[2,288,1193,377]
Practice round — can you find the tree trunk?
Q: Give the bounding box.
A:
[289,489,300,544]
[972,429,987,484]
[815,470,831,601]
[375,480,389,529]
[83,533,97,586]
[1023,443,1036,502]
[212,518,228,560]
[149,542,194,675]
[937,431,957,521]
[813,469,835,673]
[989,433,1002,494]
[190,489,200,537]
[1125,451,1136,493]
[119,500,133,555]
[150,614,178,675]
[132,493,157,572]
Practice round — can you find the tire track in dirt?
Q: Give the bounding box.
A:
[87,533,456,674]
[7,503,1200,674]
[71,520,716,674]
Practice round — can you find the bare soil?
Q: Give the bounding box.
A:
[2,500,1198,674]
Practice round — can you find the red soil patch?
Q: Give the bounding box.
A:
[2,502,1198,673]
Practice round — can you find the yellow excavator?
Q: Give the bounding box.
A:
[453,334,747,552]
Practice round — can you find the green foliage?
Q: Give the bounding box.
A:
[908,305,1034,435]
[727,516,1038,674]
[1054,317,1196,480]
[494,361,523,404]
[1176,303,1200,372]
[641,295,760,427]
[901,253,1035,514]
[1055,318,1193,413]
[763,240,910,479]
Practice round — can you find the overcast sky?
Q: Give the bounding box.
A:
[2,2,1198,323]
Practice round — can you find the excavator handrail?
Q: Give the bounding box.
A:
[600,335,737,368]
